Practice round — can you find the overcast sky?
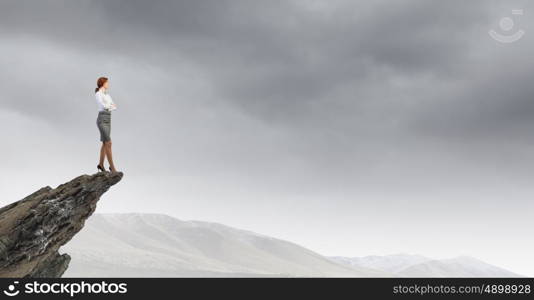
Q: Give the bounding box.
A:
[1,0,533,276]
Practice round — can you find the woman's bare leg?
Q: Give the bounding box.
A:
[105,141,117,172]
[99,143,106,167]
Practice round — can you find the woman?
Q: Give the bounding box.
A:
[95,77,119,173]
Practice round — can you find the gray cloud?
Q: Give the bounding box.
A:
[1,0,533,276]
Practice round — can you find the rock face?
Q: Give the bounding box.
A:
[0,172,123,278]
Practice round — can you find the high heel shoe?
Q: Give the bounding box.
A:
[97,164,105,172]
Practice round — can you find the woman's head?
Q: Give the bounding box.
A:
[95,77,109,93]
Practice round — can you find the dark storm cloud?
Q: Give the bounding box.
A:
[1,0,533,184]
[0,0,495,126]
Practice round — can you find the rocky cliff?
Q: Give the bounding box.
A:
[0,172,123,278]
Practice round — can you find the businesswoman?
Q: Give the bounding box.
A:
[95,77,119,173]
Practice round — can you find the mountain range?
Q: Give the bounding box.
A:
[60,213,522,277]
[329,254,522,277]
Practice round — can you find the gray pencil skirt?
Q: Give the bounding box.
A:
[96,111,111,142]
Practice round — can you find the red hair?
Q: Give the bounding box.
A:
[95,77,108,93]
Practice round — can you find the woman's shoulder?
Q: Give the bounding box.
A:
[95,90,109,98]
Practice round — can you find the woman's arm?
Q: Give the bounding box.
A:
[96,92,115,111]
[108,96,117,111]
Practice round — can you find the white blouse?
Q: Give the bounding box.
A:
[95,90,117,112]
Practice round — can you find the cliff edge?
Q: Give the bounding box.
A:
[0,172,123,278]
